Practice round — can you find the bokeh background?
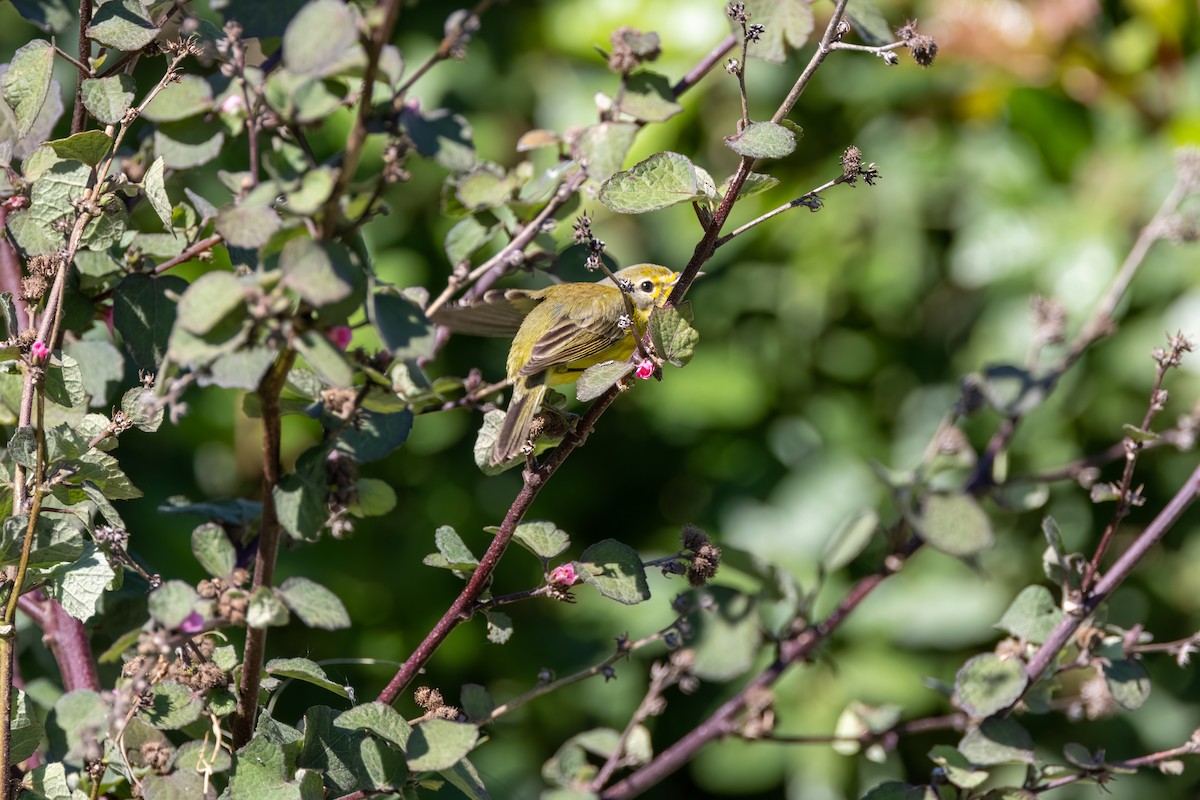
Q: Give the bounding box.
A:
[5,0,1200,797]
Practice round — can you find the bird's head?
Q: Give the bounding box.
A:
[607,264,681,310]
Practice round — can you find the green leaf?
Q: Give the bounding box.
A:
[279,238,363,314]
[154,119,225,169]
[215,205,282,249]
[64,339,124,407]
[43,353,86,410]
[400,107,475,171]
[648,304,698,367]
[485,610,512,644]
[821,508,879,573]
[274,444,331,542]
[954,653,1027,718]
[348,478,397,517]
[423,525,479,571]
[1103,658,1151,710]
[455,164,514,210]
[247,587,291,629]
[88,0,157,51]
[576,360,634,402]
[139,681,203,730]
[740,0,815,63]
[177,271,247,336]
[599,152,705,214]
[0,293,18,340]
[81,73,136,124]
[690,586,761,681]
[844,0,895,46]
[724,121,797,160]
[46,543,115,622]
[142,73,216,124]
[295,329,354,388]
[911,493,994,557]
[192,523,236,579]
[718,171,779,201]
[445,215,497,265]
[459,685,494,723]
[7,427,36,469]
[373,292,436,360]
[148,580,200,629]
[859,783,923,799]
[616,71,682,122]
[113,273,186,370]
[575,122,638,184]
[3,40,54,139]
[406,720,479,772]
[297,705,405,794]
[334,702,413,750]
[46,689,107,766]
[46,130,112,166]
[208,345,279,390]
[442,757,490,800]
[266,658,352,699]
[512,520,570,560]
[9,690,42,764]
[142,156,173,229]
[121,386,165,432]
[337,410,414,463]
[231,733,319,800]
[0,515,83,568]
[577,539,649,605]
[10,0,73,33]
[279,577,351,630]
[957,717,1034,765]
[995,585,1063,645]
[927,744,989,789]
[283,0,360,77]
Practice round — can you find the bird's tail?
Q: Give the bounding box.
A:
[491,374,547,466]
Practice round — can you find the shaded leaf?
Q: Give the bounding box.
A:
[577,539,649,605]
[724,121,796,160]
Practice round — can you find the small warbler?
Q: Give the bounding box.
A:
[434,264,681,464]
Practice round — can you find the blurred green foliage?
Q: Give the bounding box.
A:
[5,0,1200,797]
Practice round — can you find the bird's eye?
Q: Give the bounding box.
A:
[640,280,655,293]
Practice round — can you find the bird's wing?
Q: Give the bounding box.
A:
[519,295,628,375]
[428,289,543,337]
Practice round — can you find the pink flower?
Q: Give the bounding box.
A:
[30,341,49,361]
[327,326,353,351]
[3,196,28,211]
[549,563,579,586]
[635,359,655,380]
[180,611,205,633]
[218,94,245,115]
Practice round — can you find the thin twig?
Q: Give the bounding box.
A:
[1022,460,1200,689]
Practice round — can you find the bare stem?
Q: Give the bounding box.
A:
[1022,460,1200,689]
[71,0,93,134]
[599,535,918,799]
[320,0,404,238]
[231,349,297,747]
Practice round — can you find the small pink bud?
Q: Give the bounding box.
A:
[180,611,205,633]
[327,325,353,351]
[549,563,579,586]
[3,196,28,211]
[30,341,49,361]
[218,94,245,115]
[635,359,655,379]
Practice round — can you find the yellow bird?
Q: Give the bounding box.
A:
[433,264,681,465]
